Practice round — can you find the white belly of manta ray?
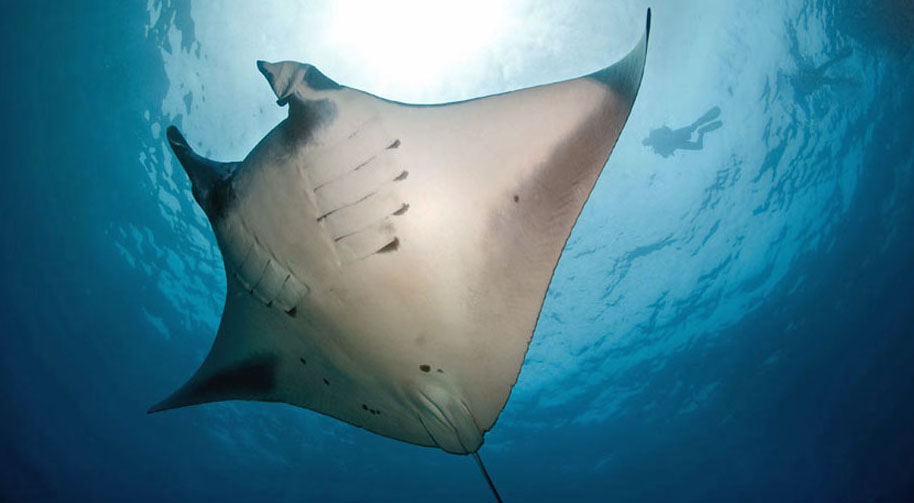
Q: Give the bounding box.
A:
[150,10,650,502]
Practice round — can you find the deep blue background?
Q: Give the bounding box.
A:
[1,1,912,501]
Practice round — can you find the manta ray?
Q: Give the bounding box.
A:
[151,10,650,501]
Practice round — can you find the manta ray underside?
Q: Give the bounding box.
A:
[151,10,650,501]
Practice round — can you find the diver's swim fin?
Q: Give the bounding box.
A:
[693,106,721,127]
[697,120,723,135]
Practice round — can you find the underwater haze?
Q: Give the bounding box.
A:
[2,0,913,501]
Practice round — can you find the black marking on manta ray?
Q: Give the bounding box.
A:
[197,355,279,397]
[330,201,406,243]
[393,203,409,216]
[314,140,399,192]
[323,378,330,386]
[419,364,431,372]
[354,155,377,171]
[376,238,399,254]
[310,131,399,190]
[304,65,342,91]
[286,306,297,317]
[342,119,380,141]
[331,218,392,243]
[436,368,444,373]
[299,357,307,365]
[362,404,382,415]
[311,155,379,192]
[394,171,408,182]
[513,194,520,203]
[285,98,337,144]
[317,190,379,222]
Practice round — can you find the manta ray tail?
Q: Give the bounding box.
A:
[473,452,503,503]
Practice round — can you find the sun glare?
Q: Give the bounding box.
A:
[327,0,513,99]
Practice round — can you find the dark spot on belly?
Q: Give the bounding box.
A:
[394,171,409,181]
[362,404,369,411]
[387,139,401,149]
[299,357,307,365]
[393,203,409,216]
[513,194,519,203]
[436,368,443,373]
[419,364,431,373]
[377,238,400,253]
[286,307,297,317]
[323,378,330,386]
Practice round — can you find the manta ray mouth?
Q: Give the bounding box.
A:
[409,384,484,455]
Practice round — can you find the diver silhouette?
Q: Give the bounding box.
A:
[642,106,722,158]
[790,46,857,98]
[786,23,857,99]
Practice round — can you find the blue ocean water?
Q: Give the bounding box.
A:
[1,1,912,502]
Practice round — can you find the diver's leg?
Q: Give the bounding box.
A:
[690,106,721,129]
[679,135,704,151]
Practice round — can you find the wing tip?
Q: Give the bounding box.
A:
[147,386,194,414]
[646,7,652,37]
[147,392,183,414]
[587,8,651,104]
[148,354,281,416]
[146,401,171,414]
